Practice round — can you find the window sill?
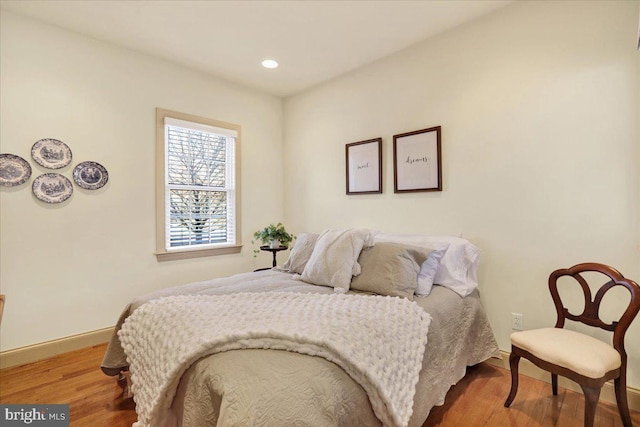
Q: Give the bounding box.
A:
[155,245,242,262]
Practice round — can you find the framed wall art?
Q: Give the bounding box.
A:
[346,138,382,195]
[393,126,441,193]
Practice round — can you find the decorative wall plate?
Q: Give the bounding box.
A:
[73,161,109,190]
[31,138,72,169]
[32,173,73,203]
[0,153,32,186]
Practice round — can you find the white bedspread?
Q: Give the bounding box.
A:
[118,292,432,427]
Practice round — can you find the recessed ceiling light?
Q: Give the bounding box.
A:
[261,59,279,69]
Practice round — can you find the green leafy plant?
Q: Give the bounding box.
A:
[252,223,294,255]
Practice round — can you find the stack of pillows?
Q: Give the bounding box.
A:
[281,228,480,300]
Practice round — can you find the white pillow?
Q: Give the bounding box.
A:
[282,232,319,274]
[416,248,446,297]
[373,233,480,297]
[431,236,480,296]
[300,229,371,293]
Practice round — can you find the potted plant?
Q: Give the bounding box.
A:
[252,223,294,253]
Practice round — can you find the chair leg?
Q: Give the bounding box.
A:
[614,376,632,427]
[551,373,558,395]
[504,352,520,407]
[580,385,601,427]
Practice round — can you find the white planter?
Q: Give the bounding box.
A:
[270,239,281,249]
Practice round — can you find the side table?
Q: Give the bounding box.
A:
[254,245,288,271]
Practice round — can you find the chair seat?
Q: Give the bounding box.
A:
[511,328,621,379]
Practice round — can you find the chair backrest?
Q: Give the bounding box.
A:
[548,263,640,356]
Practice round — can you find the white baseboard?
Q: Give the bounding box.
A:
[0,327,114,369]
[486,351,640,412]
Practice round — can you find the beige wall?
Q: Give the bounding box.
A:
[283,1,640,387]
[0,11,284,351]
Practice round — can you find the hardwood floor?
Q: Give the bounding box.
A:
[423,364,640,427]
[0,344,135,427]
[1,343,638,426]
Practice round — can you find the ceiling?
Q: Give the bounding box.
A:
[0,0,512,97]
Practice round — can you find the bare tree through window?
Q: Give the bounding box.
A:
[167,126,231,247]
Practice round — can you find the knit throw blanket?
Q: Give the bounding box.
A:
[118,292,431,427]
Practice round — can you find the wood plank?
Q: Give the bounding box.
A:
[0,344,137,426]
[423,363,640,427]
[1,344,639,426]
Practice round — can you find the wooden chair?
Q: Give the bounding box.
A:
[504,263,640,427]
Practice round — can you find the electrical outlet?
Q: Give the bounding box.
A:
[512,313,524,330]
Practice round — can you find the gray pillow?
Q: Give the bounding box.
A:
[350,243,433,299]
[282,232,319,274]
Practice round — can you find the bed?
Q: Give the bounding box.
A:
[101,230,500,427]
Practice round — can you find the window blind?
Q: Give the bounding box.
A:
[164,119,236,250]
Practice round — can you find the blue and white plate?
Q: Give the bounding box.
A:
[32,173,73,203]
[0,153,32,186]
[31,138,72,169]
[73,161,108,190]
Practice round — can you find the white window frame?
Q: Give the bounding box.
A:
[156,108,241,261]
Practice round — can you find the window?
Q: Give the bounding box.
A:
[156,108,241,261]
